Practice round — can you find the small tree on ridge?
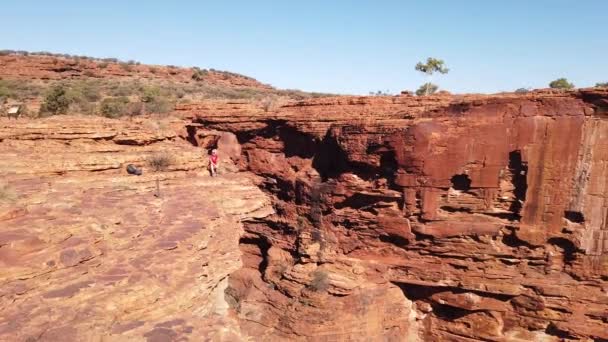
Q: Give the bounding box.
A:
[415,57,449,96]
[549,78,574,89]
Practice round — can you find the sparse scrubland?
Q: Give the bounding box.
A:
[0,51,335,118]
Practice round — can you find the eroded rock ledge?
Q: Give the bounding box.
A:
[182,89,608,341]
[0,116,273,341]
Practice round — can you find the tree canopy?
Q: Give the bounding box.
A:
[415,58,449,75]
[549,78,574,89]
[415,57,449,96]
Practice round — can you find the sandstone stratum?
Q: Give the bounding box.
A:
[1,62,608,341]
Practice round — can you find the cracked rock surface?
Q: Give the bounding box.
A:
[0,116,272,341]
[182,89,608,341]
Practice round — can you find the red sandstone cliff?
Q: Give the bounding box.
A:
[1,88,607,341]
[181,88,608,341]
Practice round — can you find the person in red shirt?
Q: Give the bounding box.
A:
[209,149,219,176]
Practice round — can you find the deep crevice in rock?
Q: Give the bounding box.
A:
[547,237,577,263]
[508,150,528,216]
[564,210,585,223]
[450,174,471,192]
[239,235,271,274]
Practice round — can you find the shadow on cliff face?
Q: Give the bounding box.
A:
[235,120,318,159]
[312,131,349,180]
[508,150,528,216]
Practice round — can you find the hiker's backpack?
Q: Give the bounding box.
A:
[126,164,142,176]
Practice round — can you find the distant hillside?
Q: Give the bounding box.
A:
[0,50,334,118]
[0,50,270,89]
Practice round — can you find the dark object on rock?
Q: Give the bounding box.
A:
[126,164,142,176]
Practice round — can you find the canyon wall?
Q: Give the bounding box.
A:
[182,89,608,341]
[1,88,606,341]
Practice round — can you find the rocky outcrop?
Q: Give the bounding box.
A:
[0,54,271,89]
[183,89,608,341]
[0,116,273,341]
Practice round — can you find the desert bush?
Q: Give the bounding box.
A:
[65,81,101,106]
[309,270,329,292]
[119,63,133,72]
[0,81,13,100]
[369,90,391,96]
[108,81,139,97]
[69,101,96,115]
[81,82,102,102]
[149,67,158,74]
[98,62,109,69]
[140,86,173,113]
[192,68,209,81]
[0,80,44,101]
[515,88,530,93]
[83,70,95,77]
[415,83,438,96]
[596,82,608,87]
[141,86,161,103]
[146,152,173,171]
[261,96,281,112]
[99,96,130,118]
[127,102,145,116]
[145,97,173,114]
[40,85,71,115]
[549,78,574,89]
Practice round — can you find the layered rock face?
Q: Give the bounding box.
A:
[183,89,608,341]
[1,88,606,341]
[0,116,272,340]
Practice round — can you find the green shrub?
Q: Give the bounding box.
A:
[99,96,130,118]
[596,82,608,87]
[415,83,438,96]
[40,85,71,115]
[515,88,530,93]
[141,86,161,103]
[549,78,574,89]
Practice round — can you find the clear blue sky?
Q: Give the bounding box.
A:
[2,1,607,94]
